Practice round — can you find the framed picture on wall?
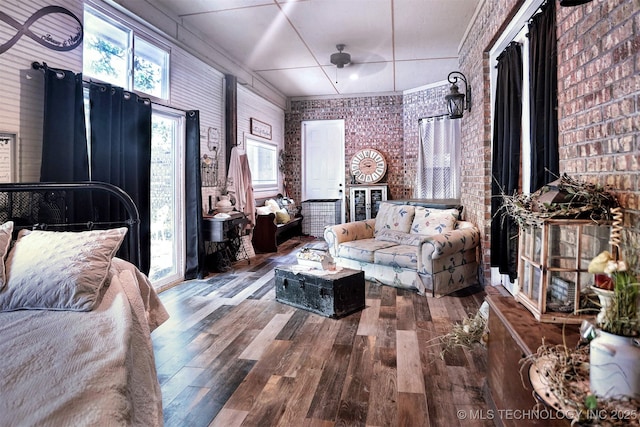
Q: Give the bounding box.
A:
[0,133,15,183]
[250,118,272,140]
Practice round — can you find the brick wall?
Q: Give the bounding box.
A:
[556,0,640,216]
[285,95,404,204]
[457,0,640,283]
[285,87,456,206]
[457,0,525,284]
[285,0,640,285]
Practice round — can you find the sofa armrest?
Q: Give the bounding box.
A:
[324,219,376,256]
[418,221,480,262]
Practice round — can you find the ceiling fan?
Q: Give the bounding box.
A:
[330,44,351,68]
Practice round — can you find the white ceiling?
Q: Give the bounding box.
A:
[152,0,481,98]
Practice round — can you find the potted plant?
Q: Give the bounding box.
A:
[588,228,640,399]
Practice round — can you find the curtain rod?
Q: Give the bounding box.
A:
[32,60,195,115]
[419,113,449,122]
[31,61,71,75]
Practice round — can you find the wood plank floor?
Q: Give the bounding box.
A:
[152,238,494,427]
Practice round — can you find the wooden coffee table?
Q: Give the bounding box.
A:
[274,265,365,318]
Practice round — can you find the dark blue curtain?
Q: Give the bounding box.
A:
[40,65,89,223]
[89,83,152,274]
[529,0,559,191]
[490,43,523,281]
[40,67,88,182]
[185,110,205,280]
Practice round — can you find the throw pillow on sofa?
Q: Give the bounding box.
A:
[374,203,415,235]
[410,207,459,235]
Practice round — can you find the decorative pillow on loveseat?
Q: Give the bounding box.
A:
[374,203,415,235]
[410,207,460,235]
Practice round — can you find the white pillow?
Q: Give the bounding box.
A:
[374,203,415,235]
[0,227,127,311]
[265,199,280,212]
[410,207,459,235]
[0,221,14,290]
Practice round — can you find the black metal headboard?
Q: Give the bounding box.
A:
[0,182,141,269]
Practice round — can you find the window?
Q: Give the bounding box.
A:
[83,5,180,288]
[83,6,169,100]
[246,137,278,191]
[148,108,185,289]
[490,0,548,293]
[489,0,544,194]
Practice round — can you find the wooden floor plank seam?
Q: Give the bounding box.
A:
[152,239,490,427]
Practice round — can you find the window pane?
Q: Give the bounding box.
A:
[83,9,130,88]
[246,138,278,188]
[149,113,180,286]
[134,37,169,99]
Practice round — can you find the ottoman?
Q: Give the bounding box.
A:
[274,265,365,318]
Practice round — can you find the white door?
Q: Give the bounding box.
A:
[302,120,345,221]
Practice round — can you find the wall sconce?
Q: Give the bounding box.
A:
[445,71,471,119]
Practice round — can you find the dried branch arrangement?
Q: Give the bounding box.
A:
[522,343,640,426]
[499,174,618,228]
[426,309,488,359]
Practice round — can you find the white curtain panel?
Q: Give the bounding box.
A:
[415,116,461,199]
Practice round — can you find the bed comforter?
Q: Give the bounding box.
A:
[0,258,169,426]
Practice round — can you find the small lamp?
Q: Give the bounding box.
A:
[445,71,471,119]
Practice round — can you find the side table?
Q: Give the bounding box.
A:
[203,212,250,271]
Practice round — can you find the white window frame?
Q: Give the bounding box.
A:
[83,4,170,102]
[149,105,186,290]
[489,0,545,292]
[245,135,280,193]
[489,0,545,195]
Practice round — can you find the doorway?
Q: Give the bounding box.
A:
[302,119,345,222]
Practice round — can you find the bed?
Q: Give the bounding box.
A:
[0,182,169,426]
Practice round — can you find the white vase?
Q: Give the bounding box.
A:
[590,330,640,399]
[591,286,615,324]
[216,195,234,213]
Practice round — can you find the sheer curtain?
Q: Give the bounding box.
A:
[415,116,461,199]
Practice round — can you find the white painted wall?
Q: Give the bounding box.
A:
[0,0,83,181]
[2,0,286,213]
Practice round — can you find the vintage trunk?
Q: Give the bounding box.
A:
[274,266,365,318]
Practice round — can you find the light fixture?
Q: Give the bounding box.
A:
[330,44,351,68]
[559,0,593,6]
[445,71,471,119]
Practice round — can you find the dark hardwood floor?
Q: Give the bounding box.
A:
[152,238,494,427]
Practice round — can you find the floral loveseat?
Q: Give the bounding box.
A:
[323,201,480,296]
